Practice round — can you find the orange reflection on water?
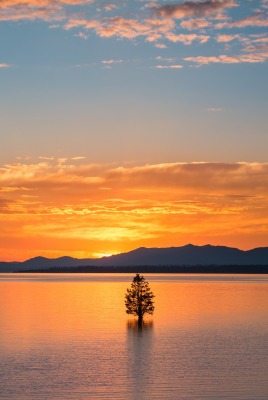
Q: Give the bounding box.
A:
[0,277,127,350]
[1,274,268,352]
[150,277,268,329]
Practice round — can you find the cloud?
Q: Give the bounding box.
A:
[102,3,118,12]
[75,31,88,39]
[0,0,94,22]
[4,0,250,59]
[101,59,123,64]
[2,160,268,197]
[243,35,268,52]
[0,63,10,68]
[155,0,238,20]
[105,162,268,193]
[216,34,241,43]
[96,17,147,39]
[65,16,211,46]
[154,43,167,48]
[184,52,268,64]
[65,17,175,43]
[180,18,212,30]
[165,32,210,44]
[1,0,267,65]
[155,56,176,62]
[217,12,268,29]
[1,160,268,260]
[0,0,93,7]
[154,65,183,69]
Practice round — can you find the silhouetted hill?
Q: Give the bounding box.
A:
[22,256,97,269]
[101,245,246,266]
[0,256,97,272]
[1,244,268,272]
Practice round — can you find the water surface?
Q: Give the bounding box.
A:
[0,273,268,399]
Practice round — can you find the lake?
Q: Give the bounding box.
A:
[0,273,268,399]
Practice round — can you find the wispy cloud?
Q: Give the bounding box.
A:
[216,34,242,43]
[243,35,268,52]
[0,0,95,22]
[155,56,176,62]
[1,0,267,68]
[180,18,212,30]
[184,52,268,65]
[217,12,268,29]
[65,17,175,43]
[2,160,268,200]
[165,32,210,45]
[64,16,212,47]
[101,59,123,64]
[75,31,88,39]
[155,0,238,19]
[154,43,167,49]
[102,3,118,12]
[154,64,183,69]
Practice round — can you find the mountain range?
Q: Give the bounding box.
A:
[1,244,268,272]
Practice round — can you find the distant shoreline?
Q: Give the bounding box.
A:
[15,265,268,274]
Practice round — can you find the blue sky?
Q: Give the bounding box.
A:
[1,0,267,164]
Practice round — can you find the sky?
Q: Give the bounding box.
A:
[0,0,268,261]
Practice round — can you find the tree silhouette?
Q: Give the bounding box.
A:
[125,274,155,323]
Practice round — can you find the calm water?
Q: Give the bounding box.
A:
[0,273,268,400]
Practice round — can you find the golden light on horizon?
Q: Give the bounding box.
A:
[0,160,268,261]
[93,253,115,258]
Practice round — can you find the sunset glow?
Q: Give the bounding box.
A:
[1,159,268,261]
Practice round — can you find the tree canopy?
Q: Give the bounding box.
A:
[125,274,155,322]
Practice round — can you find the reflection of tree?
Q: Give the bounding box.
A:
[126,319,154,399]
[127,319,154,332]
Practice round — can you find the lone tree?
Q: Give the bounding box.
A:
[125,274,155,323]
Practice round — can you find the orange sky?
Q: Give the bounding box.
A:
[1,158,268,261]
